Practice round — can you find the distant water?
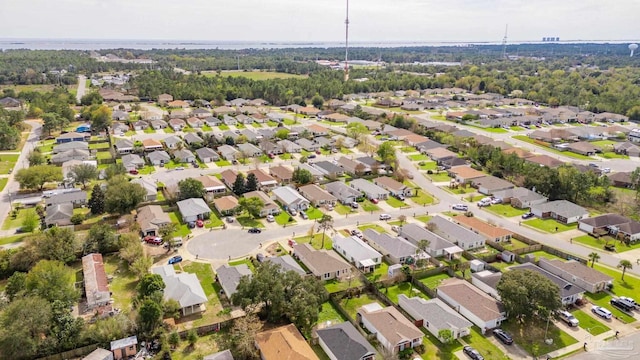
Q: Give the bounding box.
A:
[0,38,632,51]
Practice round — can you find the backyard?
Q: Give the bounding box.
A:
[324,276,363,294]
[337,293,383,319]
[104,255,137,309]
[418,272,451,289]
[316,301,347,326]
[384,282,431,304]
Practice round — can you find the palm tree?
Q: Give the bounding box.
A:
[588,252,600,268]
[317,214,334,249]
[398,215,407,226]
[618,260,633,281]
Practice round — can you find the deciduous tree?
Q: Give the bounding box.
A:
[238,197,264,219]
[25,260,78,305]
[105,175,146,214]
[178,177,206,200]
[292,168,313,185]
[15,165,62,190]
[68,163,98,189]
[496,269,561,322]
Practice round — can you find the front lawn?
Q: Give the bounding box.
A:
[418,161,438,171]
[418,272,451,289]
[214,159,232,167]
[510,126,525,131]
[1,208,37,231]
[411,190,435,206]
[204,212,224,228]
[415,215,433,223]
[523,218,578,233]
[409,154,429,161]
[401,146,417,153]
[217,124,230,130]
[462,326,509,360]
[386,197,408,208]
[0,153,19,174]
[228,258,256,272]
[599,152,628,159]
[294,233,333,250]
[443,186,476,195]
[334,203,355,215]
[570,309,610,335]
[427,172,451,182]
[236,215,265,228]
[501,319,578,357]
[168,212,191,237]
[279,153,293,160]
[137,165,155,175]
[485,204,529,217]
[338,293,383,319]
[384,282,431,304]
[584,291,635,324]
[275,211,296,226]
[143,127,156,134]
[357,223,386,233]
[251,122,262,128]
[305,207,324,220]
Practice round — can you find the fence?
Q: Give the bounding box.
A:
[37,344,99,360]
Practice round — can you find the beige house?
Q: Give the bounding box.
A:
[298,184,337,207]
[292,243,351,280]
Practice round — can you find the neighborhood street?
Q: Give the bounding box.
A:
[76,75,87,104]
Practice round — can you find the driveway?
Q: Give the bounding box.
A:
[76,75,87,104]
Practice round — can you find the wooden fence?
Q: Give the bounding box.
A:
[37,344,99,360]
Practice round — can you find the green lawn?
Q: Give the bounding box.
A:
[501,239,530,251]
[236,215,265,228]
[294,233,333,250]
[334,203,355,215]
[275,211,296,226]
[305,207,324,220]
[0,234,29,246]
[415,215,433,223]
[384,282,431,304]
[124,130,136,136]
[510,126,525,131]
[421,332,463,360]
[339,148,352,155]
[137,165,155,175]
[584,291,635,324]
[279,153,293,160]
[214,160,231,167]
[462,326,509,360]
[361,200,380,212]
[258,154,272,163]
[338,293,383,319]
[182,262,217,297]
[427,172,451,182]
[599,152,628,159]
[143,127,156,134]
[316,301,347,325]
[512,135,593,160]
[164,160,188,169]
[168,212,191,238]
[418,272,451,289]
[502,319,578,356]
[524,250,565,262]
[163,127,175,133]
[228,258,256,272]
[0,154,19,174]
[523,218,578,233]
[251,122,262,128]
[324,276,363,294]
[283,118,297,126]
[104,256,137,309]
[408,154,428,161]
[594,263,640,303]
[366,261,390,282]
[266,120,279,127]
[95,151,112,160]
[473,126,508,134]
[591,140,617,150]
[88,142,110,150]
[485,204,529,217]
[37,139,56,153]
[236,123,246,129]
[570,309,610,335]
[0,178,8,193]
[202,125,213,131]
[1,208,37,231]
[412,190,435,206]
[418,161,438,171]
[386,197,407,208]
[357,223,386,233]
[401,146,417,153]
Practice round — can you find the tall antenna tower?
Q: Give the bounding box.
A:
[501,24,508,59]
[344,0,350,81]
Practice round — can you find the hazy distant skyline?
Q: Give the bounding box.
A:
[1,0,639,43]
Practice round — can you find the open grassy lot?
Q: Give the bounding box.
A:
[570,309,611,335]
[502,319,578,356]
[294,233,333,250]
[357,223,386,233]
[384,282,431,303]
[572,235,640,253]
[523,218,578,233]
[411,190,435,206]
[512,135,593,160]
[0,234,28,246]
[104,256,137,309]
[0,153,19,174]
[472,126,509,134]
[1,208,37,231]
[485,204,529,217]
[338,293,383,319]
[418,272,451,289]
[361,199,380,212]
[214,70,308,80]
[427,172,451,182]
[462,326,509,360]
[409,154,429,161]
[386,197,407,208]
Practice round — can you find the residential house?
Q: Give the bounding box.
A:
[356,156,388,173]
[157,93,173,105]
[62,160,96,182]
[425,147,457,163]
[312,161,344,178]
[264,255,306,276]
[152,265,207,316]
[373,176,412,197]
[215,264,252,298]
[325,181,361,204]
[195,175,227,197]
[147,150,171,166]
[142,139,163,152]
[51,148,91,165]
[298,106,322,117]
[176,198,210,222]
[613,142,640,157]
[316,322,376,360]
[579,214,640,242]
[453,216,513,243]
[213,196,239,216]
[538,258,613,293]
[195,147,219,163]
[337,156,370,176]
[132,120,149,131]
[218,144,240,161]
[349,179,389,200]
[398,223,463,259]
[247,169,278,191]
[308,123,330,137]
[470,271,503,299]
[173,149,195,163]
[440,157,468,169]
[110,336,138,360]
[268,165,293,184]
[136,205,171,236]
[186,117,204,129]
[204,116,222,127]
[608,172,633,188]
[237,142,263,157]
[416,140,445,154]
[471,175,515,195]
[163,135,182,149]
[122,154,145,171]
[510,263,585,305]
[275,139,301,153]
[298,163,325,181]
[45,204,73,227]
[53,141,89,154]
[272,186,310,211]
[255,324,319,360]
[56,132,90,144]
[46,190,88,208]
[398,295,472,341]
[213,106,236,116]
[436,278,507,333]
[298,184,337,207]
[0,97,21,108]
[112,110,129,121]
[220,169,239,189]
[183,132,204,146]
[363,229,427,265]
[525,154,565,168]
[192,108,211,118]
[531,200,589,224]
[332,235,382,273]
[167,100,189,108]
[292,243,351,280]
[111,122,130,136]
[114,139,134,154]
[448,166,486,184]
[168,118,186,131]
[132,178,157,201]
[492,187,548,209]
[357,304,423,354]
[244,191,280,217]
[427,216,486,250]
[566,141,599,156]
[82,253,111,310]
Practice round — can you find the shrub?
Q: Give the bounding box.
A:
[427,170,433,174]
[70,213,85,225]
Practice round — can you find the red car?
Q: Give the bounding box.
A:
[371,198,379,204]
[144,236,163,245]
[196,219,204,228]
[129,169,139,175]
[315,150,321,155]
[268,153,275,159]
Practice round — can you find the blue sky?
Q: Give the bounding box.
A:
[1,0,638,42]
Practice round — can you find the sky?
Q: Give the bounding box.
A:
[1,0,639,43]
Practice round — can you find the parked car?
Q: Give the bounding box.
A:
[557,310,579,327]
[591,305,612,319]
[391,225,399,233]
[452,204,468,211]
[351,229,363,238]
[196,219,204,227]
[266,215,275,222]
[463,346,484,360]
[226,216,235,223]
[268,153,275,159]
[164,237,183,248]
[144,236,163,245]
[300,212,309,220]
[308,154,316,159]
[129,169,139,175]
[394,193,406,201]
[192,163,200,168]
[490,198,502,204]
[350,202,359,209]
[370,198,379,204]
[248,227,262,234]
[618,296,638,309]
[326,204,334,211]
[288,208,298,216]
[521,212,535,219]
[175,167,185,170]
[315,150,321,155]
[379,214,391,220]
[187,221,196,229]
[477,200,490,207]
[256,253,265,262]
[602,168,611,173]
[168,255,183,265]
[610,298,634,312]
[492,329,514,345]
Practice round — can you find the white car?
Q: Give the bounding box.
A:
[452,204,468,211]
[557,310,579,327]
[379,214,391,220]
[591,306,612,319]
[618,296,638,309]
[490,198,502,204]
[266,215,275,222]
[602,168,611,174]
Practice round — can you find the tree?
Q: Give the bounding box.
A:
[618,260,632,281]
[80,91,103,106]
[496,269,561,322]
[311,94,324,109]
[292,168,313,185]
[88,104,112,132]
[159,223,178,250]
[32,227,77,264]
[238,197,264,219]
[68,164,98,189]
[232,173,246,195]
[86,223,119,254]
[377,141,397,165]
[119,234,143,265]
[0,296,52,360]
[15,165,62,190]
[88,184,105,215]
[27,149,45,166]
[25,260,78,305]
[132,256,154,280]
[21,209,39,232]
[86,314,134,348]
[47,300,85,353]
[245,173,259,192]
[105,176,146,214]
[438,329,454,344]
[5,271,27,301]
[186,328,199,347]
[104,163,126,180]
[317,214,334,250]
[0,118,20,150]
[178,178,206,200]
[168,331,180,349]
[229,313,262,360]
[275,128,290,140]
[70,212,84,225]
[588,252,600,268]
[42,112,62,135]
[137,299,163,334]
[346,122,368,140]
[398,215,407,226]
[137,273,165,301]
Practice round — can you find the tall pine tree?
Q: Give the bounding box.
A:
[88,184,105,215]
[232,173,246,195]
[245,173,259,192]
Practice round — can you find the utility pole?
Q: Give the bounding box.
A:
[344,0,350,81]
[501,24,508,59]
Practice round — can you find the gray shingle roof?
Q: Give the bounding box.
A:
[147,150,171,163]
[316,322,376,360]
[152,265,207,309]
[265,255,306,275]
[332,235,382,263]
[510,263,586,299]
[532,200,588,218]
[398,295,472,332]
[428,216,485,248]
[176,198,210,218]
[363,229,419,259]
[216,264,252,297]
[203,350,235,360]
[398,223,456,252]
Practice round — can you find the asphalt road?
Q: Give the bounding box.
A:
[76,75,87,104]
[568,331,639,360]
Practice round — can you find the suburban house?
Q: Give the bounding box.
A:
[332,235,382,273]
[608,172,633,188]
[82,253,111,310]
[176,198,210,222]
[325,181,362,204]
[448,166,486,184]
[163,135,182,149]
[349,179,389,200]
[131,178,157,201]
[132,120,149,131]
[147,150,171,166]
[218,145,240,161]
[150,120,168,130]
[292,243,351,280]
[51,149,91,164]
[243,191,280,217]
[471,270,503,299]
[237,142,263,157]
[204,116,221,127]
[213,106,236,116]
[398,223,463,259]
[62,160,97,182]
[168,118,186,131]
[492,187,548,209]
[579,214,640,242]
[183,133,204,145]
[272,186,310,211]
[142,139,163,152]
[213,196,239,216]
[114,139,134,154]
[247,169,278,191]
[373,176,413,197]
[53,141,88,154]
[357,303,423,354]
[531,200,589,224]
[510,263,585,305]
[296,138,321,151]
[121,154,145,171]
[45,204,73,227]
[276,139,302,153]
[298,163,325,181]
[215,264,252,299]
[264,255,306,275]
[110,336,138,360]
[56,132,90,144]
[315,322,376,360]
[453,216,513,242]
[566,141,599,156]
[425,147,457,163]
[298,184,337,207]
[471,175,515,195]
[220,169,239,189]
[173,149,196,163]
[526,154,565,168]
[268,165,294,184]
[255,324,319,360]
[186,117,204,128]
[427,216,486,250]
[614,142,640,157]
[538,258,613,293]
[312,161,344,178]
[398,295,472,341]
[46,190,87,208]
[196,175,227,196]
[136,205,171,236]
[195,147,220,163]
[363,229,428,265]
[152,265,207,316]
[436,278,507,333]
[337,156,370,175]
[157,93,173,105]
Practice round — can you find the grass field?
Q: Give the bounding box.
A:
[361,199,380,212]
[316,301,347,325]
[0,178,7,192]
[411,190,435,206]
[427,172,451,182]
[275,211,296,226]
[386,197,407,208]
[213,70,308,80]
[235,215,264,228]
[572,235,640,253]
[418,272,451,289]
[502,319,578,356]
[570,309,610,335]
[169,212,191,238]
[415,215,433,223]
[409,154,429,161]
[523,218,578,233]
[485,204,529,217]
[384,282,431,303]
[0,154,19,174]
[324,276,363,294]
[294,233,332,250]
[305,207,324,220]
[1,208,37,231]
